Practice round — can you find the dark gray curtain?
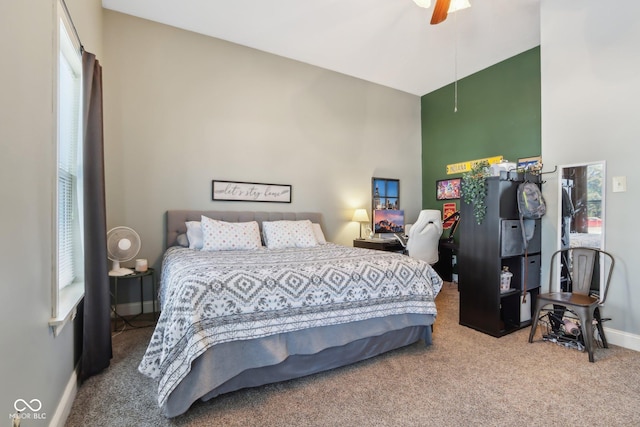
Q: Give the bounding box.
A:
[80,50,112,381]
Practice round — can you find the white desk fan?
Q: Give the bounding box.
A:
[107,226,141,276]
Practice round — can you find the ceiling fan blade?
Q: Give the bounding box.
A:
[430,0,451,25]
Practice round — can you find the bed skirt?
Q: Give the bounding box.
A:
[162,313,434,417]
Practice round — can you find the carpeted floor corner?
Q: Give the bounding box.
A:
[66,282,640,426]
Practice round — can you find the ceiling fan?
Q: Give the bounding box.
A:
[413,0,471,25]
[431,0,451,24]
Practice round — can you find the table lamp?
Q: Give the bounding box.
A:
[352,209,370,239]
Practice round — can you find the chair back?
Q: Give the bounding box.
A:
[571,247,598,296]
[550,247,615,303]
[406,210,443,265]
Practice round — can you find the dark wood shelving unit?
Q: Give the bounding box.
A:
[458,172,542,337]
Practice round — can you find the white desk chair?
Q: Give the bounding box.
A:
[406,210,443,265]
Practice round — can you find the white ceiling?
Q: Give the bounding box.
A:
[101,0,540,96]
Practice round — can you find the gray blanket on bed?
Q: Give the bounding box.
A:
[138,243,443,408]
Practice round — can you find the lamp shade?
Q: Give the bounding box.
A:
[352,209,370,223]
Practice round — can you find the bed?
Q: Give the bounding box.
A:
[139,210,443,417]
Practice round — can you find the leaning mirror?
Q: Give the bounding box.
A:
[558,161,605,293]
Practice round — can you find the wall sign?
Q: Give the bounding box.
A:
[212,180,292,203]
[446,156,503,175]
[442,202,457,229]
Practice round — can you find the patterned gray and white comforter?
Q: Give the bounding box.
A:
[139,243,443,408]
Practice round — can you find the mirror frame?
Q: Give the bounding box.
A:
[557,160,606,295]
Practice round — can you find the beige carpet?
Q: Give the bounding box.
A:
[66,282,640,426]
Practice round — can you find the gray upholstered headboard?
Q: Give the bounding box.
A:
[165,210,324,248]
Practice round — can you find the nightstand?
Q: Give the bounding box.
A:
[110,268,157,331]
[353,238,404,253]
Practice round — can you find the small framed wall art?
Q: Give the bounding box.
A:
[436,178,461,200]
[517,156,542,171]
[442,202,458,229]
[212,180,292,203]
[372,177,400,211]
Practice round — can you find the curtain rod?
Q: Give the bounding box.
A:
[61,0,84,52]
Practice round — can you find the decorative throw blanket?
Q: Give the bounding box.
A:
[139,243,443,408]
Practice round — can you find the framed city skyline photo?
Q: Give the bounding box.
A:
[372,177,399,210]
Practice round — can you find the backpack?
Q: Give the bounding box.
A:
[517,181,546,302]
[517,181,546,220]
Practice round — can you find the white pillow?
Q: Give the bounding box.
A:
[262,220,318,249]
[312,223,327,244]
[200,216,262,251]
[185,221,203,250]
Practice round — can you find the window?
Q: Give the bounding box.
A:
[51,1,84,333]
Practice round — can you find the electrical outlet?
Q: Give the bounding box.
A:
[612,176,627,193]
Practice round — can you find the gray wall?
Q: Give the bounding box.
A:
[1,4,420,419]
[102,11,424,271]
[540,0,640,346]
[0,0,103,423]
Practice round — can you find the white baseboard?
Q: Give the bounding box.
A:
[49,367,78,427]
[603,326,640,352]
[113,300,158,317]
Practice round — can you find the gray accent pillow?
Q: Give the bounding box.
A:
[176,233,189,248]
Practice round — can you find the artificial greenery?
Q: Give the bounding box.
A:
[461,160,491,224]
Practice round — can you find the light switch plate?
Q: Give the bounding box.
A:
[612,176,627,192]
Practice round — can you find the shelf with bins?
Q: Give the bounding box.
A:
[458,172,542,337]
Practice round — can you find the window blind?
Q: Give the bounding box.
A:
[57,20,82,289]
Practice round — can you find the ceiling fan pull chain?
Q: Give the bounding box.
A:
[454,85,458,113]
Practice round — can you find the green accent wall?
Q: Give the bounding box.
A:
[420,46,541,215]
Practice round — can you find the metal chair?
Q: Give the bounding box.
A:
[528,247,615,362]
